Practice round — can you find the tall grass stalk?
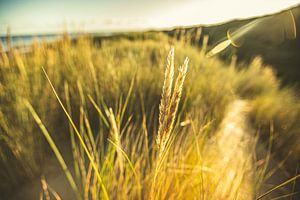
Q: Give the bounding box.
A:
[151,48,189,199]
[156,48,189,156]
[41,67,110,200]
[24,100,81,199]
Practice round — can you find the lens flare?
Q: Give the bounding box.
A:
[207,9,297,57]
[206,39,232,57]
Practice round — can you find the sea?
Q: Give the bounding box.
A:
[0,34,64,52]
[0,32,114,52]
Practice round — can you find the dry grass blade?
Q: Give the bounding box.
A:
[84,163,93,200]
[41,176,50,200]
[41,176,62,200]
[106,108,124,173]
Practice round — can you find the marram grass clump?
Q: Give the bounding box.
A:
[0,34,300,199]
[28,48,255,200]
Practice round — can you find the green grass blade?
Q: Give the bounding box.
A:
[64,82,81,185]
[107,138,141,198]
[256,173,300,199]
[120,75,135,125]
[24,100,81,200]
[41,67,110,200]
[88,95,109,128]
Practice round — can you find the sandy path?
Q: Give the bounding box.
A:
[208,100,255,199]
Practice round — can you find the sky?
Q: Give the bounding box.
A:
[0,0,299,35]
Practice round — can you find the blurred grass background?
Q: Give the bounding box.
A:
[0,31,299,199]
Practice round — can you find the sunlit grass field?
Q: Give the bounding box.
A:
[0,32,299,199]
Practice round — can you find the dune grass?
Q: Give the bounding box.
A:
[0,32,299,199]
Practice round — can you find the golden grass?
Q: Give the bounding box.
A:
[157,47,189,156]
[0,33,299,199]
[152,48,189,199]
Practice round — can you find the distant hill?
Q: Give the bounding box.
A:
[165,5,300,87]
